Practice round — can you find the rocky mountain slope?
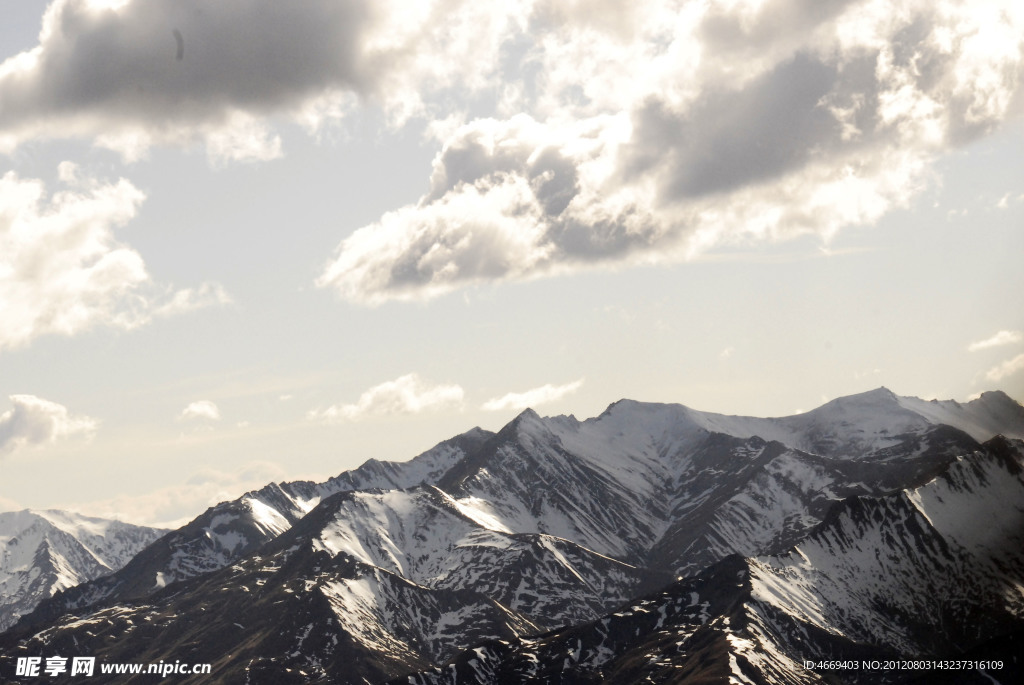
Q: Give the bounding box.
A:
[403,436,1024,684]
[0,511,166,632]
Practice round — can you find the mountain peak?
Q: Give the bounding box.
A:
[828,386,899,406]
[972,389,1017,406]
[896,389,1024,442]
[514,407,541,421]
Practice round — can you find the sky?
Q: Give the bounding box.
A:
[0,0,1022,528]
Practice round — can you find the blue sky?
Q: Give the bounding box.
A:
[1,0,1022,526]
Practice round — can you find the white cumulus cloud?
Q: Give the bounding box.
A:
[309,373,464,422]
[482,378,584,412]
[0,169,147,349]
[968,330,1023,352]
[0,395,98,455]
[316,0,1024,303]
[179,400,221,422]
[3,1,1021,301]
[0,167,231,351]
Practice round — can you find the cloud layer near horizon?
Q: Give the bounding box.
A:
[67,460,293,527]
[3,0,1022,301]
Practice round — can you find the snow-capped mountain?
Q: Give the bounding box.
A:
[2,484,668,683]
[437,390,1003,574]
[0,510,166,632]
[14,427,491,629]
[3,388,1022,684]
[402,436,1024,684]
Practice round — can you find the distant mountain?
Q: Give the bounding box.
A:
[0,510,166,632]
[3,388,1023,684]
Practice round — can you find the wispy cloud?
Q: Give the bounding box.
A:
[482,378,584,412]
[179,400,221,422]
[0,395,98,456]
[309,373,464,422]
[151,282,233,319]
[968,330,1023,352]
[985,353,1024,382]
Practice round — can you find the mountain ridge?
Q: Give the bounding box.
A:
[3,388,1023,684]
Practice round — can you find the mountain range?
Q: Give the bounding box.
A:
[1,387,1022,684]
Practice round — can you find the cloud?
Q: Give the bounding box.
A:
[72,460,292,527]
[0,0,532,158]
[719,347,734,360]
[316,114,655,302]
[316,0,1024,303]
[968,330,1023,351]
[179,400,221,422]
[150,282,233,318]
[0,167,231,351]
[184,460,285,488]
[0,395,98,455]
[0,495,22,512]
[0,0,366,156]
[308,373,464,422]
[986,353,1024,382]
[482,378,584,412]
[0,168,147,349]
[3,1,1020,301]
